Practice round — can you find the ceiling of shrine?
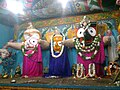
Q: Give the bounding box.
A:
[0,0,119,26]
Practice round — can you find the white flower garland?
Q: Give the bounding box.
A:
[21,44,38,57]
[51,34,65,58]
[74,34,101,60]
[76,64,85,78]
[88,63,95,77]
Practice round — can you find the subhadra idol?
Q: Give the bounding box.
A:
[45,30,71,78]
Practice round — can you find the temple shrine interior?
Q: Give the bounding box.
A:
[0,0,120,90]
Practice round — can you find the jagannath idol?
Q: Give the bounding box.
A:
[45,29,71,78]
[4,23,49,78]
[63,16,107,78]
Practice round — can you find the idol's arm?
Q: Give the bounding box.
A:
[4,42,23,50]
[39,39,50,50]
[62,38,74,48]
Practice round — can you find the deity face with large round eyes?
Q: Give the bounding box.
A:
[23,29,41,50]
[53,35,63,52]
[76,26,97,47]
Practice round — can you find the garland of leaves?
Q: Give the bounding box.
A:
[21,44,38,57]
[74,34,101,60]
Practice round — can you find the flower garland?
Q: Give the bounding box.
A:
[88,63,95,77]
[51,34,65,58]
[76,64,85,78]
[74,34,101,60]
[21,44,38,57]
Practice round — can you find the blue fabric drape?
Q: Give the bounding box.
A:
[46,46,72,77]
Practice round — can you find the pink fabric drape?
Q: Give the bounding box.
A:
[22,44,43,77]
[77,37,105,77]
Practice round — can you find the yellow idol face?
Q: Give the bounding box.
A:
[53,35,63,52]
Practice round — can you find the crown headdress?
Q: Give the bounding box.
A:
[80,16,91,30]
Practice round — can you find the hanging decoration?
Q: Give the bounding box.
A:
[88,63,96,77]
[76,64,85,78]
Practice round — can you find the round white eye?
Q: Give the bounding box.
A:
[30,39,38,45]
[87,27,96,36]
[77,28,85,38]
[58,41,62,46]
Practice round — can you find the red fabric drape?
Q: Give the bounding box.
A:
[84,0,89,11]
[98,0,103,9]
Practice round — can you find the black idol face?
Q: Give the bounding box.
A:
[77,23,97,46]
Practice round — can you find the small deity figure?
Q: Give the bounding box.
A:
[72,64,77,78]
[0,49,16,79]
[14,65,21,78]
[105,62,120,76]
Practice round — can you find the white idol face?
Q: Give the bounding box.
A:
[24,33,40,50]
